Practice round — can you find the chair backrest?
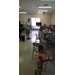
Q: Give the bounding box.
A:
[35,33,39,39]
[33,43,42,47]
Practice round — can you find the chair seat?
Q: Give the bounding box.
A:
[33,43,42,47]
[32,43,43,60]
[41,40,48,43]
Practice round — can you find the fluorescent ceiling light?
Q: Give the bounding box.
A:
[37,12,43,14]
[40,0,55,1]
[19,6,20,8]
[38,10,48,12]
[19,12,27,14]
[38,6,52,8]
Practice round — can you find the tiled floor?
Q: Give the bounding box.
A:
[19,30,55,75]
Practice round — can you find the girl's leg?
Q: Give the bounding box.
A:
[35,69,37,75]
[39,73,41,75]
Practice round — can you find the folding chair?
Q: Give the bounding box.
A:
[32,43,42,60]
[35,33,39,42]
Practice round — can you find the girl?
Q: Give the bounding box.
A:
[35,45,50,75]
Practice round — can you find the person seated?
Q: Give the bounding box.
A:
[42,25,48,40]
[39,26,49,41]
[39,26,44,41]
[43,24,46,29]
[42,28,48,34]
[52,25,55,32]
[52,25,55,36]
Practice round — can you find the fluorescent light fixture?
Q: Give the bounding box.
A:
[40,0,55,1]
[19,12,27,14]
[19,6,20,8]
[38,10,48,12]
[37,12,43,14]
[38,6,52,8]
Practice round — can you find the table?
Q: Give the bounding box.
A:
[46,33,55,44]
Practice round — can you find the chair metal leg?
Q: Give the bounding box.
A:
[32,50,34,60]
[52,61,55,66]
[47,42,48,46]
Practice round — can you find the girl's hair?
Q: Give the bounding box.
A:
[38,45,44,53]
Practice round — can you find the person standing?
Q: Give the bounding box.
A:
[25,18,31,40]
[19,21,23,41]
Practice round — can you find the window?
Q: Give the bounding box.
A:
[36,18,40,22]
[31,18,36,26]
[31,18,40,26]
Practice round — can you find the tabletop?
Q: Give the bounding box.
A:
[45,52,55,60]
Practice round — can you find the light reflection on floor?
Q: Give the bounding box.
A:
[31,30,40,43]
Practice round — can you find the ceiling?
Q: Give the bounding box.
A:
[19,0,55,14]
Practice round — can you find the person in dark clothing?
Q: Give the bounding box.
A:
[19,21,23,41]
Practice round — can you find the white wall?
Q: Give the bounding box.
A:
[51,12,55,25]
[19,14,51,26]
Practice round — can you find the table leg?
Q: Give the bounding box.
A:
[32,51,34,60]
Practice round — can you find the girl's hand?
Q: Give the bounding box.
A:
[48,57,50,61]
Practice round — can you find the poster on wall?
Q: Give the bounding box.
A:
[23,19,27,28]
[24,19,27,25]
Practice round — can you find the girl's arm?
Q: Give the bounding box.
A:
[39,56,50,62]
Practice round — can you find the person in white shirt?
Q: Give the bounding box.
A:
[25,18,31,40]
